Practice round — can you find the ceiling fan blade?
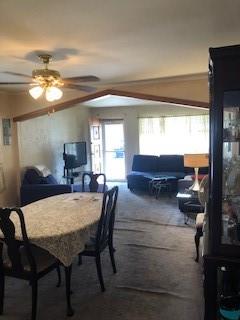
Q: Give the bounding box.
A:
[0,82,32,85]
[3,71,32,79]
[64,83,96,92]
[63,75,100,82]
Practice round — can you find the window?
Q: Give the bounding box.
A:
[139,115,209,155]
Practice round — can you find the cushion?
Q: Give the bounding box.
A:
[23,169,44,184]
[29,165,52,177]
[158,155,184,172]
[132,155,158,172]
[22,169,58,185]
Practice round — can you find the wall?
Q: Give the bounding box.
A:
[0,92,20,206]
[90,104,209,175]
[18,105,90,183]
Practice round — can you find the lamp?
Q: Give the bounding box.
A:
[184,153,208,191]
[28,54,64,102]
[29,86,44,99]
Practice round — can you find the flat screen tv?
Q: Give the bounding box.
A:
[63,141,87,169]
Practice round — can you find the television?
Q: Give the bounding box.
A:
[63,142,87,169]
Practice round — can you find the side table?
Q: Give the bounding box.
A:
[176,191,204,223]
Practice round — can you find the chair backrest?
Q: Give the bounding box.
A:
[82,172,106,193]
[0,208,36,274]
[95,186,119,250]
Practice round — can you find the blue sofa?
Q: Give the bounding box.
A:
[127,154,207,192]
[20,167,106,206]
[20,168,72,206]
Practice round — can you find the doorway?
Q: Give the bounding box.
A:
[102,120,125,181]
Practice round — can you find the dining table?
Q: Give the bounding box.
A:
[12,192,103,316]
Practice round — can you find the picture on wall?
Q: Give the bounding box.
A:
[92,126,100,140]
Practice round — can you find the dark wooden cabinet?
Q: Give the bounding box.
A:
[204,45,240,320]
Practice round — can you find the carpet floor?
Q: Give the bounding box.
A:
[1,183,203,320]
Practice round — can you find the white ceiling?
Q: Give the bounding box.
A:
[0,0,240,90]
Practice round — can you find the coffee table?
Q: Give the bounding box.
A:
[149,176,177,198]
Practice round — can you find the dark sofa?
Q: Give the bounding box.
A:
[127,154,207,192]
[20,167,106,206]
[20,168,72,206]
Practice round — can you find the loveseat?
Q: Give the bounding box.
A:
[127,154,208,192]
[20,167,72,205]
[20,166,106,206]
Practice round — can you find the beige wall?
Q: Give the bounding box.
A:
[0,92,20,206]
[90,104,209,175]
[18,105,90,183]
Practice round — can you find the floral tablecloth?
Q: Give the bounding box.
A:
[14,192,103,266]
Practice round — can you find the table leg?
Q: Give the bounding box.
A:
[64,265,74,317]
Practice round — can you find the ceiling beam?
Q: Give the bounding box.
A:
[108,89,209,109]
[13,90,110,122]
[13,88,209,122]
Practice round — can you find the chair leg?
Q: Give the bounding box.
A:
[56,265,61,287]
[78,254,82,266]
[109,245,117,274]
[95,254,105,292]
[0,272,5,314]
[31,279,38,320]
[64,265,74,317]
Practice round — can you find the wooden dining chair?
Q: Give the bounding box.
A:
[78,186,119,292]
[82,172,106,193]
[0,207,61,320]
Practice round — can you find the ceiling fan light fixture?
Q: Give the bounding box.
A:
[29,86,44,99]
[3,53,98,101]
[45,86,63,102]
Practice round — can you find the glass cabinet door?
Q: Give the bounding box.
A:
[222,91,240,245]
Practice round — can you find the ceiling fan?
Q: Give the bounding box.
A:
[0,54,100,102]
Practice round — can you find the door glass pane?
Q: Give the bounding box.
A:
[103,123,125,180]
[222,91,240,245]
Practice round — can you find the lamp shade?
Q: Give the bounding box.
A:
[45,87,63,102]
[29,86,44,99]
[184,154,209,168]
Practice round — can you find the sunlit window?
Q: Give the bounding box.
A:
[139,115,209,155]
